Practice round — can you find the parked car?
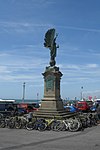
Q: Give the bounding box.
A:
[64,105,78,112]
[17,107,27,115]
[86,101,93,108]
[90,105,96,112]
[26,106,38,113]
[76,101,90,112]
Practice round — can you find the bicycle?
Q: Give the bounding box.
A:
[26,117,45,131]
[38,118,59,131]
[54,119,69,131]
[14,115,28,129]
[68,117,82,132]
[55,118,81,132]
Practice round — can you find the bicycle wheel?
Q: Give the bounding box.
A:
[54,121,66,131]
[26,122,34,131]
[0,120,6,128]
[38,123,46,131]
[50,121,57,131]
[15,121,22,129]
[8,118,15,129]
[68,120,80,132]
[0,113,4,119]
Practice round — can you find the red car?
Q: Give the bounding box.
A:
[76,101,90,112]
[17,103,38,113]
[26,106,38,113]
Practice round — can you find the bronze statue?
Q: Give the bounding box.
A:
[44,28,59,66]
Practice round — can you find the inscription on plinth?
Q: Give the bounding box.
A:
[45,75,55,92]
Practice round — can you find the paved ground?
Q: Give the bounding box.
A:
[0,125,100,150]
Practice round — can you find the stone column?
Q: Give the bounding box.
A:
[39,66,64,111]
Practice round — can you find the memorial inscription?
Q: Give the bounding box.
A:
[45,75,55,91]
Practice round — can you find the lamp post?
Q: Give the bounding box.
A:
[37,93,39,103]
[22,82,26,102]
[81,86,83,100]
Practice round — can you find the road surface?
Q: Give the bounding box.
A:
[0,125,100,150]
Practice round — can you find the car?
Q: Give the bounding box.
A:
[76,101,90,112]
[26,106,38,113]
[86,101,93,108]
[90,105,96,112]
[64,105,78,112]
[17,107,27,114]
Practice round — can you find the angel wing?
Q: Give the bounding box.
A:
[44,28,55,48]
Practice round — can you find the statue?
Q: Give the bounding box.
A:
[44,28,59,66]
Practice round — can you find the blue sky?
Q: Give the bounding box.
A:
[0,0,100,100]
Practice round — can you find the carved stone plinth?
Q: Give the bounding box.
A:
[34,66,76,119]
[41,66,64,109]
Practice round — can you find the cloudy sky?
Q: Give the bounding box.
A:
[0,0,100,100]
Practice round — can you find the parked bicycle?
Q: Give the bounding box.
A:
[14,115,28,129]
[38,118,60,131]
[26,117,45,131]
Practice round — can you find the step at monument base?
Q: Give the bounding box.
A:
[34,109,77,119]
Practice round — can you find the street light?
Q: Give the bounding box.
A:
[81,86,83,100]
[22,82,26,102]
[37,93,39,103]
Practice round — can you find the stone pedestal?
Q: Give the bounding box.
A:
[34,66,76,119]
[40,66,64,111]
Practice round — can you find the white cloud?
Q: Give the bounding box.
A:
[61,63,99,71]
[0,52,10,57]
[86,64,98,68]
[57,25,100,33]
[0,21,53,33]
[64,64,80,70]
[59,63,100,85]
[0,66,11,73]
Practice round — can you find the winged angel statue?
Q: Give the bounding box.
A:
[44,28,59,66]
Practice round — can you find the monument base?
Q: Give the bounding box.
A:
[34,65,77,119]
[34,98,77,119]
[34,109,77,119]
